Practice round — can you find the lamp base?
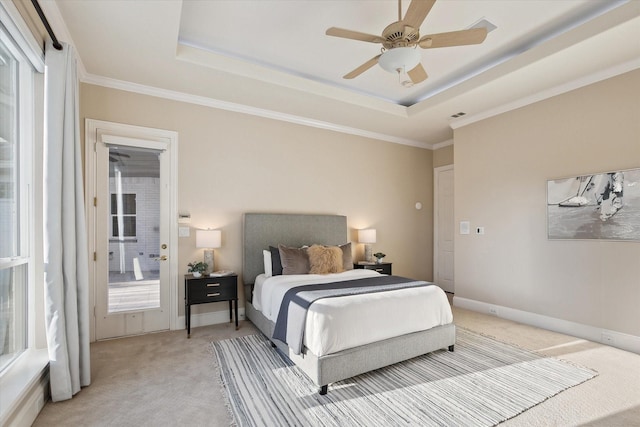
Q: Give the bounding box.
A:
[203,249,214,275]
[364,244,373,263]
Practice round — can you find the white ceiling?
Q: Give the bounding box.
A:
[44,0,640,148]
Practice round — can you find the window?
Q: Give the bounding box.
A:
[0,22,34,373]
[111,193,137,238]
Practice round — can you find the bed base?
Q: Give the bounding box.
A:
[242,213,456,395]
[245,294,456,395]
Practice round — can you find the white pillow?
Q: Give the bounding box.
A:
[263,249,272,277]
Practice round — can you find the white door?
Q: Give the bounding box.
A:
[434,165,455,293]
[86,120,178,340]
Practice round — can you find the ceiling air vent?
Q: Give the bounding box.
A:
[468,18,498,33]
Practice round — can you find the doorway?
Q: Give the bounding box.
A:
[86,120,178,340]
[434,165,454,294]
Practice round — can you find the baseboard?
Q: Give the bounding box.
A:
[453,297,640,354]
[177,307,246,330]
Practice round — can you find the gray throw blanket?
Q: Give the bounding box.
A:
[272,275,431,355]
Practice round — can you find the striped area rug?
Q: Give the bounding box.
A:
[212,328,596,426]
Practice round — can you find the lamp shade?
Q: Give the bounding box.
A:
[358,229,376,244]
[378,47,421,73]
[196,229,221,248]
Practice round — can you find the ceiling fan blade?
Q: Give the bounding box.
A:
[343,55,382,79]
[403,0,436,29]
[326,27,385,44]
[419,27,488,48]
[407,63,428,83]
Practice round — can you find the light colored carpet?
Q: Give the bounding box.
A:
[213,329,596,426]
[32,307,640,426]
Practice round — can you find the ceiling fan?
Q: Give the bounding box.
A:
[326,0,488,86]
[109,152,131,163]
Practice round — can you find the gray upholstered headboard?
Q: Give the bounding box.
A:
[242,213,348,286]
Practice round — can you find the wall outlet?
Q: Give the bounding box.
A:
[489,307,498,316]
[601,332,615,345]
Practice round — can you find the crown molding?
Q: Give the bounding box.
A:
[81,73,433,150]
[176,43,408,118]
[450,58,640,130]
[432,139,454,150]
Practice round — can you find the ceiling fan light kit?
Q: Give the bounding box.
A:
[326,0,488,87]
[378,47,421,73]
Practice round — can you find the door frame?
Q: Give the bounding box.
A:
[433,164,454,293]
[85,119,179,342]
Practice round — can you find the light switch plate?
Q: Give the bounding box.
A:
[460,221,470,235]
[178,226,190,237]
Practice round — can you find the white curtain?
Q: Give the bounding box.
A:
[43,41,91,402]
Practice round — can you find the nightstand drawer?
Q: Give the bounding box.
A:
[368,266,390,274]
[354,262,392,275]
[187,277,237,303]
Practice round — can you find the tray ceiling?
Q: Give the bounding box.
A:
[47,0,640,147]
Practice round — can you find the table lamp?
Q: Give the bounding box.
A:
[196,229,221,275]
[358,229,376,263]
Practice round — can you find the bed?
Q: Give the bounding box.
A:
[242,213,456,395]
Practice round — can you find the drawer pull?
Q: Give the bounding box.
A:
[207,283,220,287]
[374,268,383,272]
[207,292,221,297]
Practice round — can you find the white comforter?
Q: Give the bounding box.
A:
[253,269,453,357]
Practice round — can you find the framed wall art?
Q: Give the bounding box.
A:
[547,167,640,241]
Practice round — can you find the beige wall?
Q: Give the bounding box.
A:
[80,83,435,318]
[454,69,640,337]
[433,145,453,168]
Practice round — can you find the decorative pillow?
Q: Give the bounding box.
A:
[263,250,272,277]
[269,246,283,276]
[339,242,353,271]
[308,244,344,275]
[278,244,310,275]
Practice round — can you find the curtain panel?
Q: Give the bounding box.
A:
[43,41,91,402]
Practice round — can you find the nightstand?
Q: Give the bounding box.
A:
[354,262,392,275]
[184,273,238,337]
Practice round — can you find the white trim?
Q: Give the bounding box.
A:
[0,0,45,72]
[176,42,408,117]
[78,56,640,152]
[81,73,432,150]
[453,297,640,354]
[432,139,454,150]
[433,165,454,293]
[85,119,180,340]
[450,58,640,130]
[101,134,168,151]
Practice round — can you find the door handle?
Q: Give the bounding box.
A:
[154,255,168,261]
